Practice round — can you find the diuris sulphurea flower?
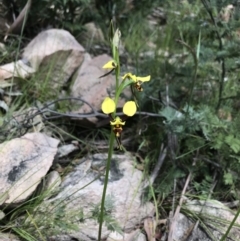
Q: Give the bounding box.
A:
[101,97,137,149]
[122,73,151,91]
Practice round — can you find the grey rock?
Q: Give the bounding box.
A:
[43,153,154,240]
[0,232,20,241]
[107,229,147,241]
[39,170,61,200]
[22,29,85,89]
[185,199,240,241]
[0,133,59,204]
[171,199,240,241]
[172,213,211,241]
[56,144,79,162]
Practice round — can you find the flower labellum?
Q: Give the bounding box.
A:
[101,97,116,114]
[110,116,125,137]
[110,116,125,126]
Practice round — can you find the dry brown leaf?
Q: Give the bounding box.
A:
[4,0,32,41]
[144,217,156,241]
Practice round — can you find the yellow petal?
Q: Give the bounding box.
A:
[101,97,116,114]
[110,116,125,126]
[122,73,137,82]
[136,75,151,82]
[123,101,137,117]
[103,60,117,69]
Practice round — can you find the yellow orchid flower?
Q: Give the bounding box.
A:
[122,73,150,82]
[123,101,137,117]
[101,98,136,140]
[122,73,151,91]
[102,60,117,69]
[101,97,116,114]
[101,97,125,139]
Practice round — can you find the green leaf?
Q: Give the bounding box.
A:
[160,106,184,123]
[225,135,240,153]
[224,172,233,185]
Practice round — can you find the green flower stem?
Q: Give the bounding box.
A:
[114,79,133,111]
[114,93,120,116]
[98,130,115,241]
[98,25,122,240]
[115,72,119,99]
[113,54,120,116]
[115,50,120,88]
